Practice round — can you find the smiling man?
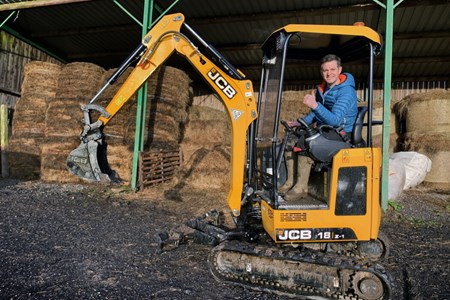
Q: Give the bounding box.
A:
[283,54,358,201]
[301,54,358,134]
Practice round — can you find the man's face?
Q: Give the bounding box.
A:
[321,60,342,86]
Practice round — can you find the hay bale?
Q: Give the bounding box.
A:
[40,139,81,183]
[182,106,230,146]
[147,66,192,104]
[11,96,47,137]
[56,62,105,100]
[21,61,61,98]
[281,90,310,121]
[181,144,230,190]
[8,61,61,179]
[403,133,450,190]
[106,144,133,183]
[395,89,450,134]
[40,62,105,183]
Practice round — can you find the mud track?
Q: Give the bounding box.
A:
[0,179,448,299]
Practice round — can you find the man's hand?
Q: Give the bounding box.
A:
[287,120,301,127]
[303,90,318,109]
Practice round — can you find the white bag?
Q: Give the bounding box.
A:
[388,158,406,200]
[390,151,432,189]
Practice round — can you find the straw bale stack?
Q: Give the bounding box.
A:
[396,90,450,190]
[41,62,105,183]
[9,61,61,179]
[92,65,191,183]
[280,90,310,121]
[142,66,191,147]
[94,67,137,182]
[180,104,231,190]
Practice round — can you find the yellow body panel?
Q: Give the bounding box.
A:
[261,147,382,243]
[96,13,257,217]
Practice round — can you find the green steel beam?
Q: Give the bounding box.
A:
[0,10,15,28]
[373,0,404,210]
[131,0,153,192]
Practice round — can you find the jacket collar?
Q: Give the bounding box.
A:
[318,73,348,93]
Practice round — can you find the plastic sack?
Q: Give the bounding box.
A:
[388,157,406,200]
[390,151,432,189]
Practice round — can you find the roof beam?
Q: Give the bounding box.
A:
[186,0,449,25]
[0,0,93,11]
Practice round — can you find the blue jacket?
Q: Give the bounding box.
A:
[303,73,358,133]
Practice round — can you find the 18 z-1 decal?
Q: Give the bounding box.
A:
[276,228,357,241]
[208,69,236,99]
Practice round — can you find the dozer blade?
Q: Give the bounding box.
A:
[67,139,116,183]
[209,240,393,300]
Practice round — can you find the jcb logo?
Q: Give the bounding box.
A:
[277,229,312,241]
[208,69,236,99]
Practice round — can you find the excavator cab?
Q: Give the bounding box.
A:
[246,24,383,244]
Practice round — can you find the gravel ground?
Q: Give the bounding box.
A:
[0,179,449,299]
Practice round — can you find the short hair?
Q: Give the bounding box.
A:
[320,54,341,70]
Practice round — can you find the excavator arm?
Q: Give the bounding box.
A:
[67,13,257,217]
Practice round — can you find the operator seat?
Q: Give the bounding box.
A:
[351,105,368,147]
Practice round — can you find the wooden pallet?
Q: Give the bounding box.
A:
[138,149,181,189]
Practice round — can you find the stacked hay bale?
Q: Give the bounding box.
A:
[280,90,310,125]
[9,61,61,179]
[180,104,231,190]
[395,89,450,190]
[178,90,310,192]
[95,67,136,183]
[362,99,399,153]
[98,66,191,184]
[41,62,105,183]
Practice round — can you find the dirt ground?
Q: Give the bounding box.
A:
[0,178,449,300]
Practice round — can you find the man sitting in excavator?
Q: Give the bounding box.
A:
[283,54,358,200]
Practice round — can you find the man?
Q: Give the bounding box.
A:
[283,54,358,200]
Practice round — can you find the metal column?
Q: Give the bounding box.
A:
[373,0,404,210]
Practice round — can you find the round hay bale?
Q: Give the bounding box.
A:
[147,66,191,105]
[106,144,133,183]
[372,133,399,154]
[12,96,47,137]
[21,61,61,98]
[403,132,450,190]
[40,139,81,183]
[45,99,85,138]
[56,62,105,101]
[187,105,228,122]
[182,119,230,146]
[281,90,310,120]
[182,145,230,190]
[395,89,450,134]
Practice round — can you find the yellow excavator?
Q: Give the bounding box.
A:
[67,13,393,299]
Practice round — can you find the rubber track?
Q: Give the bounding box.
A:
[209,240,393,300]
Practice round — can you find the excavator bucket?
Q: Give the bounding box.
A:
[67,138,115,183]
[66,104,119,183]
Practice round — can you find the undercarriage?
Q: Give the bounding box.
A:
[209,239,393,300]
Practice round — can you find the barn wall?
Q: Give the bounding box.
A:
[0,30,62,108]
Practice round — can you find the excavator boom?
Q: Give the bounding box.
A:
[67,13,257,216]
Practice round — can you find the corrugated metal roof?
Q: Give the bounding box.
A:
[0,0,449,86]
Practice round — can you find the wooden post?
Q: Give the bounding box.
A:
[0,104,9,177]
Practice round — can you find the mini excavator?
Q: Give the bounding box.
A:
[67,13,393,299]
